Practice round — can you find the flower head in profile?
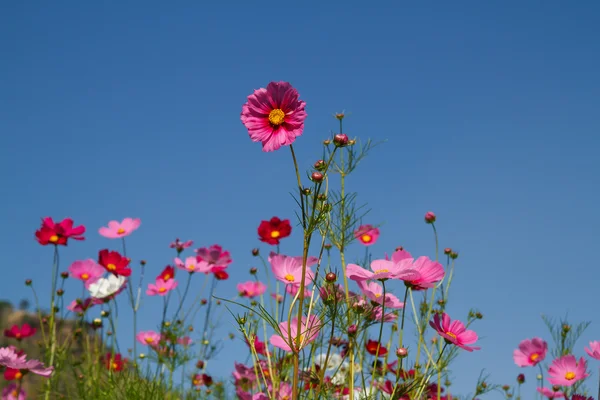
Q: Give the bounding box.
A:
[258,217,292,245]
[270,315,321,352]
[571,395,594,400]
[547,355,589,386]
[0,347,53,377]
[354,225,379,246]
[147,278,178,296]
[136,331,161,347]
[68,259,104,286]
[98,250,131,277]
[513,337,548,367]
[35,217,85,246]
[585,341,600,360]
[237,281,267,298]
[67,298,94,314]
[195,245,232,269]
[212,266,229,280]
[2,383,26,400]
[365,339,388,357]
[99,218,141,238]
[391,249,445,290]
[170,238,193,253]
[4,324,36,341]
[88,275,127,300]
[536,387,565,398]
[241,81,307,152]
[269,252,317,287]
[357,280,404,309]
[429,312,480,352]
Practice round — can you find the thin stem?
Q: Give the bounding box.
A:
[44,246,59,400]
[370,281,387,396]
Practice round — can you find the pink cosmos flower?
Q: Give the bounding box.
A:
[175,256,211,274]
[177,336,192,347]
[136,331,161,347]
[269,252,318,287]
[285,283,312,298]
[354,224,380,246]
[233,362,258,385]
[237,281,267,298]
[0,347,53,377]
[98,218,141,238]
[513,337,548,367]
[429,313,480,352]
[547,355,589,386]
[369,306,398,323]
[357,280,404,309]
[2,383,26,400]
[270,315,321,352]
[68,259,104,286]
[67,298,94,314]
[241,81,307,152]
[536,387,565,399]
[584,341,600,360]
[391,249,445,290]
[35,217,85,246]
[276,383,293,400]
[195,245,232,269]
[146,278,178,296]
[347,259,406,282]
[170,238,193,252]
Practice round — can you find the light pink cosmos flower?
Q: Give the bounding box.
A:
[357,280,404,309]
[98,218,141,238]
[270,315,321,352]
[146,278,178,296]
[177,336,192,347]
[237,281,267,298]
[429,313,480,352]
[347,259,407,282]
[136,331,161,347]
[2,383,26,400]
[269,252,318,287]
[547,355,589,386]
[513,337,548,367]
[195,245,232,269]
[276,383,293,400]
[391,249,445,290]
[241,81,307,152]
[354,224,380,246]
[536,387,565,398]
[175,256,211,274]
[68,259,104,287]
[584,341,600,360]
[0,347,53,377]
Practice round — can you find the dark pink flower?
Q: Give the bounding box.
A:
[270,315,321,352]
[35,217,85,246]
[354,225,380,246]
[195,245,232,269]
[429,313,480,352]
[513,337,548,367]
[547,355,589,386]
[585,341,600,360]
[537,387,565,398]
[237,281,267,298]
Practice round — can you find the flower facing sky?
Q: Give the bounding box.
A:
[237,281,267,298]
[429,313,480,352]
[157,266,175,282]
[195,245,232,269]
[258,217,292,245]
[175,256,211,274]
[513,337,548,367]
[136,331,161,347]
[270,315,321,352]
[98,218,141,238]
[35,217,85,246]
[269,252,317,287]
[347,259,406,282]
[241,81,307,152]
[68,259,104,286]
[88,275,127,300]
[98,250,132,277]
[547,355,589,386]
[391,249,445,290]
[147,278,178,296]
[354,225,380,246]
[4,324,36,341]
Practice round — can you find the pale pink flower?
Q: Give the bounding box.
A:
[0,347,53,377]
[136,331,161,346]
[347,259,408,282]
[354,224,380,246]
[2,383,26,400]
[99,218,141,238]
[429,313,480,352]
[276,383,293,400]
[269,252,317,287]
[391,249,445,290]
[195,245,232,269]
[513,337,548,367]
[536,387,565,398]
[357,280,404,309]
[68,259,104,287]
[175,256,211,274]
[584,341,600,360]
[146,278,178,296]
[237,281,267,298]
[547,355,589,386]
[241,81,307,152]
[270,315,321,352]
[178,336,193,347]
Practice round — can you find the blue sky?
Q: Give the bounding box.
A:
[1,1,599,398]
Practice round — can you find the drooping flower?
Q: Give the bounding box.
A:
[68,259,104,286]
[88,275,127,300]
[391,249,445,290]
[0,347,53,377]
[146,278,178,296]
[157,266,175,282]
[136,331,161,347]
[270,315,321,352]
[357,280,404,309]
[4,324,36,341]
[429,313,480,352]
[258,217,292,245]
[98,218,141,238]
[537,387,565,398]
[1,383,26,400]
[547,355,589,386]
[513,337,548,367]
[98,249,131,277]
[237,281,267,298]
[347,259,406,282]
[35,217,85,246]
[365,340,388,357]
[195,245,232,269]
[170,238,194,252]
[354,225,380,246]
[67,298,94,314]
[175,256,210,274]
[584,341,600,360]
[269,252,317,287]
[102,352,126,371]
[241,81,307,152]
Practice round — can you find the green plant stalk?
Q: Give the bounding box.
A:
[370,281,387,397]
[390,286,410,398]
[44,245,60,400]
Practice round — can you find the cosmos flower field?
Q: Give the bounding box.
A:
[2,81,598,400]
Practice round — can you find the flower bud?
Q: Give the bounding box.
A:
[196,360,205,369]
[325,272,337,283]
[396,347,408,358]
[475,312,483,319]
[536,374,543,380]
[314,160,326,171]
[140,260,147,266]
[56,289,64,296]
[333,134,349,147]
[101,310,109,317]
[250,267,257,275]
[324,243,332,250]
[347,324,358,336]
[424,211,436,224]
[251,248,259,256]
[311,172,324,183]
[25,279,32,286]
[348,139,356,145]
[444,248,452,255]
[323,139,331,146]
[60,271,69,279]
[562,324,571,332]
[450,251,459,260]
[502,385,510,391]
[395,246,404,252]
[201,299,207,305]
[335,112,345,120]
[516,373,525,384]
[302,187,311,195]
[552,385,560,391]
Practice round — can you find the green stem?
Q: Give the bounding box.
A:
[44,246,60,400]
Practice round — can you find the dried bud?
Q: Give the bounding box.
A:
[437,299,446,306]
[25,279,32,286]
[333,133,349,147]
[60,271,69,279]
[324,243,332,250]
[517,373,525,384]
[311,172,324,183]
[475,312,483,319]
[396,347,408,358]
[251,248,259,256]
[229,333,235,340]
[335,112,345,120]
[314,160,326,171]
[323,139,331,146]
[424,211,436,224]
[317,193,327,201]
[106,331,113,336]
[347,324,358,336]
[562,324,571,332]
[450,251,459,260]
[444,248,452,255]
[537,374,543,380]
[325,272,337,283]
[196,360,205,369]
[140,260,147,266]
[552,385,560,392]
[348,139,356,145]
[250,267,257,275]
[56,289,64,296]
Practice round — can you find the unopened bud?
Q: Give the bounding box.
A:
[314,160,326,171]
[323,139,331,146]
[25,279,32,286]
[537,374,543,380]
[502,385,510,391]
[562,324,571,332]
[335,112,345,120]
[475,312,483,319]
[424,211,436,224]
[302,187,311,195]
[517,373,525,384]
[348,324,358,336]
[101,310,109,317]
[60,271,69,279]
[56,289,64,296]
[348,139,356,145]
[333,134,349,147]
[250,267,257,275]
[444,248,452,255]
[325,272,337,283]
[196,360,205,369]
[450,251,459,259]
[311,172,324,183]
[396,347,408,358]
[395,246,404,252]
[324,243,332,250]
[140,260,147,266]
[201,299,207,305]
[251,248,259,256]
[139,353,146,359]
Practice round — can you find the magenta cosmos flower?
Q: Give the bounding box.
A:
[347,259,405,282]
[147,278,178,296]
[2,383,26,400]
[513,337,548,367]
[354,225,380,246]
[68,259,104,286]
[237,281,267,298]
[357,280,404,309]
[269,252,318,287]
[195,245,232,269]
[547,355,589,386]
[585,341,600,360]
[241,81,307,152]
[0,347,53,377]
[98,218,141,238]
[537,387,565,399]
[175,256,211,274]
[429,313,480,352]
[270,315,321,352]
[391,249,445,290]
[136,331,161,347]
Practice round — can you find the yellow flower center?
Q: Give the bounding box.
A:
[374,269,389,274]
[145,337,155,344]
[117,228,126,234]
[107,263,117,271]
[164,274,171,280]
[111,362,119,370]
[15,333,21,338]
[284,274,295,282]
[193,379,200,386]
[12,390,18,397]
[446,331,457,340]
[268,108,285,126]
[565,371,576,380]
[159,287,167,293]
[374,293,382,298]
[15,371,22,379]
[49,235,59,242]
[361,234,372,243]
[188,265,195,271]
[81,273,89,280]
[530,353,539,362]
[271,230,281,238]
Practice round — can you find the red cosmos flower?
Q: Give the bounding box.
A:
[4,324,36,341]
[102,353,126,371]
[213,267,229,280]
[98,250,131,277]
[3,368,22,381]
[258,217,292,245]
[157,266,175,282]
[366,339,388,357]
[35,217,85,246]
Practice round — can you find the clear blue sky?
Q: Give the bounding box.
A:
[1,1,599,398]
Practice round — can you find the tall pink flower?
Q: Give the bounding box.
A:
[391,249,445,290]
[347,259,409,282]
[136,331,161,346]
[146,278,178,296]
[175,256,211,274]
[237,281,267,298]
[584,341,600,360]
[241,81,307,152]
[98,218,141,238]
[354,225,380,246]
[270,315,321,352]
[2,383,26,400]
[513,337,548,367]
[547,355,589,386]
[68,259,105,286]
[429,313,480,352]
[536,387,565,398]
[195,245,232,269]
[269,252,317,287]
[0,347,53,377]
[357,280,404,309]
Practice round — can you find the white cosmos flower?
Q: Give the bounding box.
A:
[314,353,343,370]
[88,275,126,299]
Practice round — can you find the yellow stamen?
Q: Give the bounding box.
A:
[49,235,59,242]
[188,265,195,271]
[268,109,285,126]
[361,234,372,243]
[445,331,457,340]
[107,263,116,271]
[374,293,382,298]
[565,371,576,380]
[164,274,171,280]
[145,337,155,344]
[270,230,280,238]
[111,362,119,370]
[12,390,18,397]
[15,371,22,379]
[530,353,539,362]
[374,269,389,274]
[159,287,167,293]
[284,274,295,282]
[81,273,89,280]
[117,228,126,234]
